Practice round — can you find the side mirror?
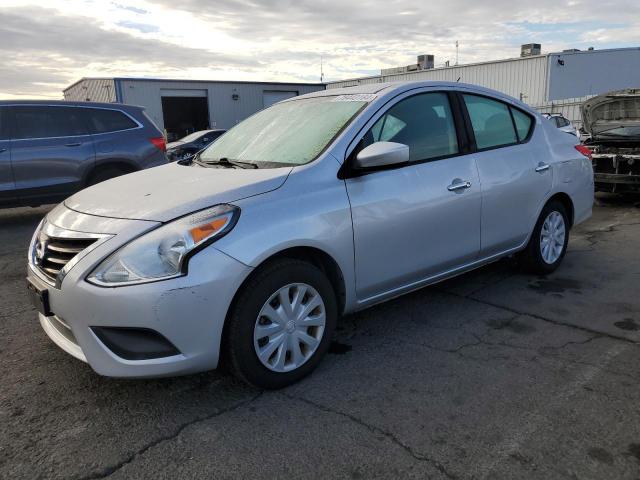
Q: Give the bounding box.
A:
[355,142,409,169]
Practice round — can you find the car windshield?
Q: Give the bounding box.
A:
[199,96,367,167]
[596,125,640,138]
[179,131,211,143]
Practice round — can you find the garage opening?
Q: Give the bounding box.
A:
[160,90,209,142]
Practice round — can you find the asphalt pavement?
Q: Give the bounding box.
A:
[1,195,639,479]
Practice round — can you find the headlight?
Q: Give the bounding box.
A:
[88,204,239,286]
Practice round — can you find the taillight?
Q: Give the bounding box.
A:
[575,144,592,161]
[149,136,166,152]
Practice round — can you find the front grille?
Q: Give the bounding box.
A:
[35,235,97,283]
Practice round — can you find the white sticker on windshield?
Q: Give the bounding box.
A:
[331,94,377,102]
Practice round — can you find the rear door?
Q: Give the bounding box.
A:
[0,107,16,205]
[345,90,481,300]
[9,106,95,204]
[461,94,551,257]
[84,107,166,170]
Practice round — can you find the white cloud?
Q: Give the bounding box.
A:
[0,0,638,99]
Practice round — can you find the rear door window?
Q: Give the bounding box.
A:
[463,95,518,150]
[85,108,138,134]
[11,106,88,140]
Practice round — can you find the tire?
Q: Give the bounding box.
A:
[518,200,570,275]
[223,258,337,389]
[87,166,130,186]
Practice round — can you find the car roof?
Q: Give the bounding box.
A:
[293,80,504,98]
[288,80,535,113]
[0,99,143,111]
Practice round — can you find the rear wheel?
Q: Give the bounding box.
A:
[223,258,337,389]
[518,200,569,274]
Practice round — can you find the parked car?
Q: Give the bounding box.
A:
[166,129,226,162]
[27,82,593,389]
[542,113,579,137]
[0,101,167,208]
[582,89,640,193]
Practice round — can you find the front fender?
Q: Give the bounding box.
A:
[213,161,358,312]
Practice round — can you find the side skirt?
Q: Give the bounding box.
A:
[352,242,528,312]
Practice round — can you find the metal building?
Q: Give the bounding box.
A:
[63,78,324,141]
[328,47,640,128]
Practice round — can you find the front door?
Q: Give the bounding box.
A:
[8,106,95,204]
[344,91,481,300]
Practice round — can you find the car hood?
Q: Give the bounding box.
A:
[582,89,640,137]
[65,163,292,222]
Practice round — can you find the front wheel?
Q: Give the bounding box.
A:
[223,258,337,389]
[518,200,569,274]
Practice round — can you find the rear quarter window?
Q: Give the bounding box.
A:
[86,108,139,134]
[510,107,534,141]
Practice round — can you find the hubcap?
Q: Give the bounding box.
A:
[540,211,566,264]
[253,283,326,373]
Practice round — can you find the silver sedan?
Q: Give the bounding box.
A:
[27,81,594,388]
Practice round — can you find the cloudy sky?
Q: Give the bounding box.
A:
[1,0,639,99]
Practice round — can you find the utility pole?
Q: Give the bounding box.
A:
[320,56,324,83]
[455,40,459,65]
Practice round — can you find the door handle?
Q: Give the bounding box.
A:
[535,162,550,173]
[64,142,82,147]
[447,180,472,191]
[0,148,6,153]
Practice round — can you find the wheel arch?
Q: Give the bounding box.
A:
[547,191,575,227]
[230,246,346,317]
[219,245,347,368]
[84,159,139,186]
[519,190,576,254]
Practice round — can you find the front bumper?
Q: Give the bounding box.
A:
[29,205,252,378]
[594,172,640,192]
[592,152,640,192]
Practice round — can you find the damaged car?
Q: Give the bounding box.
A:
[583,88,640,193]
[27,81,593,388]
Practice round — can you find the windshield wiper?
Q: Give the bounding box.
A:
[199,157,259,169]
